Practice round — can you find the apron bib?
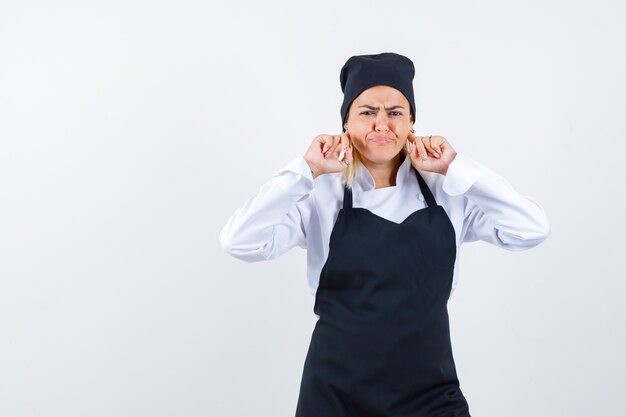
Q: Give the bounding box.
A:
[295,166,471,417]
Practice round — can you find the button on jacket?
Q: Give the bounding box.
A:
[219,152,551,306]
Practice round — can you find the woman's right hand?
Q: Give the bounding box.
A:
[304,132,353,179]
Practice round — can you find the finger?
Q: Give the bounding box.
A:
[339,132,349,162]
[320,135,332,155]
[429,135,444,156]
[406,132,417,155]
[332,135,343,153]
[416,136,429,161]
[323,135,338,158]
[434,136,445,154]
[424,135,440,158]
[340,132,349,154]
[410,133,421,160]
[344,132,354,164]
[326,135,341,158]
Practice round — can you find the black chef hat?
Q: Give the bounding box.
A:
[339,52,416,132]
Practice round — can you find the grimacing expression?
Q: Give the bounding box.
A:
[344,85,414,166]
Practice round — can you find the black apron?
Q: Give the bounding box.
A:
[295,166,471,417]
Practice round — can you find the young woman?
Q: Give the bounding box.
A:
[219,52,551,417]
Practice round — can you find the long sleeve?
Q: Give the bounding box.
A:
[442,153,551,250]
[219,157,314,262]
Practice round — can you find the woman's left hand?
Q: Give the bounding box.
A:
[407,133,457,176]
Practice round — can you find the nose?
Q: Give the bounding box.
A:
[374,112,389,132]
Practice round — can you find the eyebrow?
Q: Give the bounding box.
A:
[358,105,405,110]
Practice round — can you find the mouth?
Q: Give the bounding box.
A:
[369,136,395,144]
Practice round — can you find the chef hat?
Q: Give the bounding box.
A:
[339,52,416,132]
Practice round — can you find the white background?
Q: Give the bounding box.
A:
[1,1,625,416]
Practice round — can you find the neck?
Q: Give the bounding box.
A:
[362,153,403,189]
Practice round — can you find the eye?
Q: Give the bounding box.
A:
[359,111,403,116]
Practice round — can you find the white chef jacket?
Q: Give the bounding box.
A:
[219,152,551,298]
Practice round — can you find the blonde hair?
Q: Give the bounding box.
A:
[341,139,412,189]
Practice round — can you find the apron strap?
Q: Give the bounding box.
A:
[343,184,353,210]
[414,168,437,207]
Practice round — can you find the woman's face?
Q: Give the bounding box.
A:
[344,85,414,166]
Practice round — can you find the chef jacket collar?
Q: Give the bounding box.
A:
[356,152,412,192]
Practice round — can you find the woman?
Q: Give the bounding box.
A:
[219,52,550,417]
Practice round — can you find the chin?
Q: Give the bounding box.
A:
[364,150,401,164]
